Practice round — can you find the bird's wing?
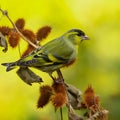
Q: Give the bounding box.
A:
[17,37,75,67]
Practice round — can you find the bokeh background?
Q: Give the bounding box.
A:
[0,0,120,120]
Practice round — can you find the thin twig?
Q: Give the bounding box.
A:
[60,107,63,120]
[0,8,38,49]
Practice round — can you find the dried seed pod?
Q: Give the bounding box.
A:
[0,26,11,36]
[37,85,53,108]
[52,80,67,109]
[52,81,66,94]
[52,93,66,109]
[83,85,100,110]
[36,26,51,41]
[22,29,35,43]
[15,18,25,30]
[8,30,20,48]
[21,45,35,57]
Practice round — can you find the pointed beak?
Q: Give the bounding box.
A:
[81,35,90,40]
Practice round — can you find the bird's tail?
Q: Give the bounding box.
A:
[1,62,17,72]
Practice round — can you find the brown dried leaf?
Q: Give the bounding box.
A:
[16,67,43,85]
[87,110,109,120]
[68,112,83,120]
[0,32,8,52]
[66,84,82,110]
[68,105,83,120]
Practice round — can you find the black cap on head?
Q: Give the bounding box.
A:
[73,29,85,36]
[68,29,89,40]
[68,29,85,36]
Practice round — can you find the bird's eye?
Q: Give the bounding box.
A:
[76,33,81,36]
[76,31,85,37]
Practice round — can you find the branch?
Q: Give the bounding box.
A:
[0,8,38,49]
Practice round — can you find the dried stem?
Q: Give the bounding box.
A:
[0,8,38,49]
[60,107,63,120]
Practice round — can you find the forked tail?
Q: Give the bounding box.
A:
[1,62,17,71]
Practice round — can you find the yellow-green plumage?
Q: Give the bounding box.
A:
[2,29,89,73]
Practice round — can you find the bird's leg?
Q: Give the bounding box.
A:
[48,72,56,82]
[56,69,64,83]
[49,70,64,83]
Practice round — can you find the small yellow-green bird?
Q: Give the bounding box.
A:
[2,29,89,74]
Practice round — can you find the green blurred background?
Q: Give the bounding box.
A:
[0,0,120,120]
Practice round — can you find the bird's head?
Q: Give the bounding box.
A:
[64,29,89,45]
